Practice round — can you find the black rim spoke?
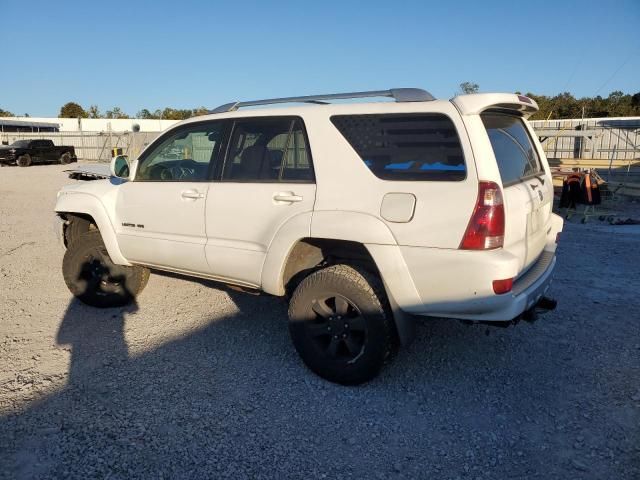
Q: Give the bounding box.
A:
[86,273,101,290]
[81,255,123,295]
[335,296,349,316]
[349,315,366,332]
[308,322,331,338]
[307,294,367,361]
[327,336,340,357]
[343,336,360,356]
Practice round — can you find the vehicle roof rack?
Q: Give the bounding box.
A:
[208,88,435,114]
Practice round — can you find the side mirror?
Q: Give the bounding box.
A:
[110,155,130,179]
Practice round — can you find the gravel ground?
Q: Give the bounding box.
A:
[1,163,639,479]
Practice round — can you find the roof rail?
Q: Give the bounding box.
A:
[208,88,435,114]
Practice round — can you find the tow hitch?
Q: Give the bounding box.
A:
[462,296,558,329]
[521,296,557,323]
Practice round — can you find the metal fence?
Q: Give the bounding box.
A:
[2,116,639,163]
[529,117,640,160]
[0,131,161,162]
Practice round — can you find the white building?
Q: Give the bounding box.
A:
[3,116,179,133]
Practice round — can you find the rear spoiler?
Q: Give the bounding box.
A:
[451,93,539,118]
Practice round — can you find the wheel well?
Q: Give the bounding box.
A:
[60,212,98,247]
[282,238,380,295]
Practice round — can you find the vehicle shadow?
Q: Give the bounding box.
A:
[1,260,635,479]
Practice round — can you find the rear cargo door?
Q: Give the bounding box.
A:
[481,113,552,270]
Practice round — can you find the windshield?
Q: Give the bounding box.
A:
[481,113,542,185]
[11,140,30,148]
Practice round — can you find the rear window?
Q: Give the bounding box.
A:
[331,114,466,181]
[481,113,542,185]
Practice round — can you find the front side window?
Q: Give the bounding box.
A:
[481,113,542,185]
[331,114,466,181]
[136,121,224,181]
[222,118,313,182]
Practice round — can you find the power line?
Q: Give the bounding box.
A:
[593,49,639,97]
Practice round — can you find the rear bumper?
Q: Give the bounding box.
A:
[397,245,557,321]
[432,251,557,322]
[367,214,563,323]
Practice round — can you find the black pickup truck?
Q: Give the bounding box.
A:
[0,139,77,167]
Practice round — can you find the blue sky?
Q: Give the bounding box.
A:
[1,0,639,117]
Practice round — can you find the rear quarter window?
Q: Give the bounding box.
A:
[331,114,466,181]
[481,113,543,185]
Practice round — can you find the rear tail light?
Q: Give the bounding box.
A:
[556,232,561,244]
[460,181,505,250]
[492,278,513,294]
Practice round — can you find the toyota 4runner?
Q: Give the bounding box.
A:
[55,88,563,385]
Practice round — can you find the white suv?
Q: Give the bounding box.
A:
[55,88,563,384]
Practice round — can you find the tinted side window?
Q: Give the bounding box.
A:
[481,113,542,185]
[331,114,466,181]
[135,122,224,182]
[222,118,313,182]
[281,120,313,182]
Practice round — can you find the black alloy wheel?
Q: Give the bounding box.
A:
[308,295,366,362]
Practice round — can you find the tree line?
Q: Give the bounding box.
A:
[2,87,640,121]
[0,103,209,120]
[53,103,210,120]
[458,82,640,120]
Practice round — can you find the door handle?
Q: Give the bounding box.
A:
[273,192,303,203]
[181,190,205,200]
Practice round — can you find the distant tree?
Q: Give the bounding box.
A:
[0,108,13,117]
[192,106,209,116]
[527,90,640,120]
[59,102,88,118]
[105,107,129,119]
[608,90,624,103]
[460,82,479,94]
[160,108,193,120]
[136,108,155,119]
[87,105,101,118]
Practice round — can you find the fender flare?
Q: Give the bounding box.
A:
[313,211,422,345]
[264,210,420,345]
[55,192,130,265]
[262,210,399,296]
[261,211,313,296]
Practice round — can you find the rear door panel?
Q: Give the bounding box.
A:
[204,116,316,286]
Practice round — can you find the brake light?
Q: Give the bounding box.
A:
[556,232,561,244]
[492,278,513,294]
[460,181,505,250]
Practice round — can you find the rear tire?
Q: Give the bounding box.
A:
[288,264,393,385]
[62,231,149,308]
[16,155,31,167]
[59,152,72,164]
